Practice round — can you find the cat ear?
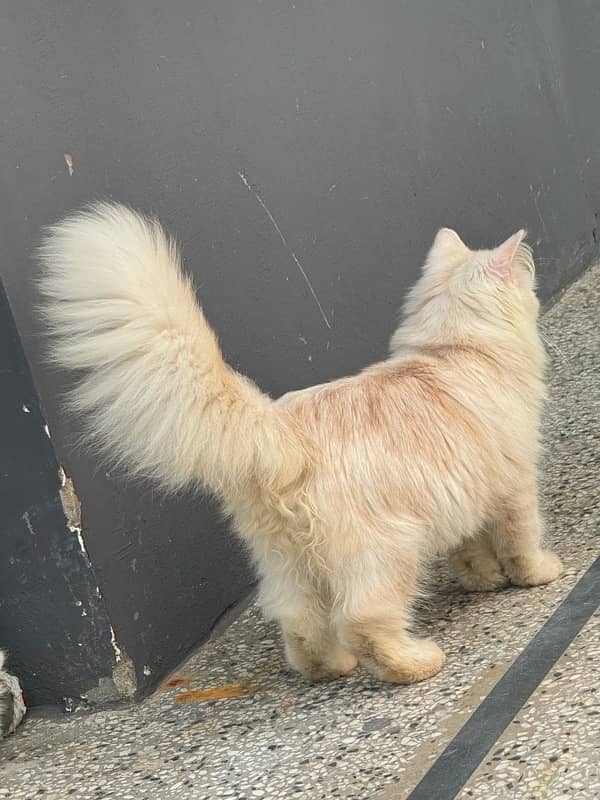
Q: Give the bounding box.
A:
[486,229,526,282]
[430,228,469,261]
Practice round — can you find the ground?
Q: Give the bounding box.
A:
[1,265,599,800]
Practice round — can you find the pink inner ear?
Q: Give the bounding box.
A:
[486,229,526,282]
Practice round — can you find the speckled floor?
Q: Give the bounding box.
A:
[1,265,599,800]
[458,611,600,800]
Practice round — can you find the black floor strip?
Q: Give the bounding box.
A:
[408,555,600,800]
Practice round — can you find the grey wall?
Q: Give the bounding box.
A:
[0,282,116,707]
[1,0,598,704]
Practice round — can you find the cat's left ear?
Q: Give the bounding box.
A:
[486,230,526,282]
[431,228,469,258]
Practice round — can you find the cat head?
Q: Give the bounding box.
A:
[391,228,541,355]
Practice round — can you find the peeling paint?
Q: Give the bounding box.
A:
[58,472,91,566]
[111,647,137,700]
[63,152,74,176]
[59,473,81,530]
[109,625,122,663]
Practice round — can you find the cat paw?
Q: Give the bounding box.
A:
[456,567,509,592]
[288,646,357,682]
[376,639,446,685]
[451,552,509,592]
[507,550,563,587]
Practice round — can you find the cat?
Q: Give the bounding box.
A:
[38,203,562,684]
[0,650,26,737]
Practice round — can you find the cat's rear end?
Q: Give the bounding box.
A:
[39,210,561,685]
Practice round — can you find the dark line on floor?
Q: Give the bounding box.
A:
[407,555,600,800]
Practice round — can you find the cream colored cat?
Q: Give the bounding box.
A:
[39,204,562,684]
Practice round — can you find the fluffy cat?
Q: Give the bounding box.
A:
[39,204,562,684]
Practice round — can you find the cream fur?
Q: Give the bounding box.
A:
[39,204,562,684]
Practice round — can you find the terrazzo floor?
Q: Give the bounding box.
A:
[1,264,599,800]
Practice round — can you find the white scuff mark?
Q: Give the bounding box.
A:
[238,171,289,246]
[22,404,30,413]
[110,626,122,663]
[58,465,67,488]
[74,529,89,560]
[295,96,300,113]
[22,511,35,536]
[64,153,74,176]
[130,557,137,573]
[43,424,51,438]
[290,252,332,329]
[238,171,332,329]
[133,611,140,621]
[481,40,485,49]
[74,600,82,607]
[81,609,87,617]
[308,354,312,362]
[298,334,308,345]
[328,184,336,192]
[143,665,152,676]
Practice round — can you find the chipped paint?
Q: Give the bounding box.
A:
[22,403,30,413]
[111,647,137,700]
[43,423,51,438]
[59,473,81,530]
[143,665,152,676]
[63,152,74,176]
[109,625,122,663]
[58,471,91,566]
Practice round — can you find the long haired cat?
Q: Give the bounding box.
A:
[39,205,562,684]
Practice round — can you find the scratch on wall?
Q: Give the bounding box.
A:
[22,511,35,536]
[237,171,332,329]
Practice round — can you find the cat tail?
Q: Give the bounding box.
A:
[38,202,306,499]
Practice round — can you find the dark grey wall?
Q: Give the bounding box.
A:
[1,0,598,704]
[0,282,116,706]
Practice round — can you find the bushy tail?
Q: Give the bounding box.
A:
[38,203,303,497]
